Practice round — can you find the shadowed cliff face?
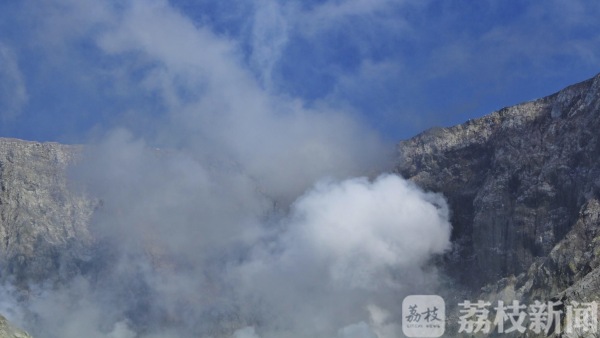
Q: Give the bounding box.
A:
[396,73,600,288]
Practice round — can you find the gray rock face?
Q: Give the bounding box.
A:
[0,138,94,286]
[0,315,31,338]
[396,73,600,287]
[472,199,600,337]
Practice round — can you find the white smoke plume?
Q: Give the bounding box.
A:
[0,43,28,120]
[1,0,452,337]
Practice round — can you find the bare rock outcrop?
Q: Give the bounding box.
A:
[396,73,600,289]
[0,315,31,338]
[0,138,94,286]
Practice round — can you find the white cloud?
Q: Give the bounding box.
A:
[1,1,452,337]
[85,0,391,201]
[250,0,289,89]
[283,174,451,289]
[230,175,451,337]
[0,43,27,119]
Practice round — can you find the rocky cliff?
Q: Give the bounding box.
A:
[396,73,600,290]
[0,139,94,286]
[397,73,600,336]
[0,315,31,338]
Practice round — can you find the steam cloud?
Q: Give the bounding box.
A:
[1,0,452,337]
[0,43,28,120]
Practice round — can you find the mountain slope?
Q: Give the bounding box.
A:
[0,139,94,286]
[396,73,600,291]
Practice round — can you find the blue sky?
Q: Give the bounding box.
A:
[0,0,599,144]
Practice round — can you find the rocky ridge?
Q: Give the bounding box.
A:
[397,73,600,336]
[397,73,600,288]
